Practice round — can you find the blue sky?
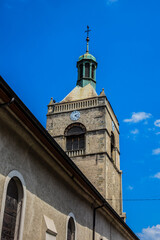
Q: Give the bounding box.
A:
[1,0,160,239]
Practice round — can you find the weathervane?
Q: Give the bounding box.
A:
[85,26,91,53]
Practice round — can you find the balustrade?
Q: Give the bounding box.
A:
[66,149,85,157]
[49,98,98,114]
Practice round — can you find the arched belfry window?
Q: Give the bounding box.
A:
[65,124,86,151]
[67,217,75,240]
[111,132,115,161]
[1,177,23,240]
[92,65,95,79]
[85,63,90,77]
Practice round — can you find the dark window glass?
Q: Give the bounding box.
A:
[1,179,18,240]
[80,65,83,79]
[67,126,85,136]
[79,135,85,149]
[66,125,85,151]
[67,217,75,240]
[111,132,115,160]
[66,135,85,151]
[85,63,90,77]
[66,137,72,151]
[73,137,78,150]
[92,65,95,79]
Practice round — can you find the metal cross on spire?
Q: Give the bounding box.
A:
[85,25,91,53]
[85,25,91,38]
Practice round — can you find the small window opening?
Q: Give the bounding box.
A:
[1,178,23,240]
[67,217,75,240]
[85,63,90,77]
[79,64,83,79]
[92,65,95,79]
[111,132,115,161]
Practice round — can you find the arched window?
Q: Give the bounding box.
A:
[92,65,95,79]
[111,132,115,161]
[85,63,90,77]
[1,177,23,240]
[79,64,83,79]
[65,124,86,151]
[67,217,75,240]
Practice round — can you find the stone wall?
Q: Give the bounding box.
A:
[46,96,122,215]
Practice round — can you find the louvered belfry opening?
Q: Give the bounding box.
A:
[79,64,83,79]
[92,65,95,79]
[1,178,23,240]
[67,217,75,240]
[85,63,90,77]
[65,124,86,151]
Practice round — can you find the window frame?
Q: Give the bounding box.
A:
[65,124,86,152]
[0,170,26,240]
[66,213,76,240]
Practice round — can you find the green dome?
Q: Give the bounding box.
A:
[78,52,96,62]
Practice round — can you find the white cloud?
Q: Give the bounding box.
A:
[130,129,139,135]
[156,132,160,135]
[153,172,160,179]
[128,185,133,190]
[152,148,160,155]
[138,224,160,240]
[107,0,118,5]
[123,112,152,123]
[154,120,160,127]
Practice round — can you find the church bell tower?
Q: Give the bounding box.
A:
[46,27,125,218]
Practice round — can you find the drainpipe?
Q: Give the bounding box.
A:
[93,203,114,240]
[93,204,105,240]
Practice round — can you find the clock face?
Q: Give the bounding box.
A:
[112,121,115,131]
[70,111,80,121]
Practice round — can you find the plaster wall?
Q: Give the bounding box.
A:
[0,108,128,240]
